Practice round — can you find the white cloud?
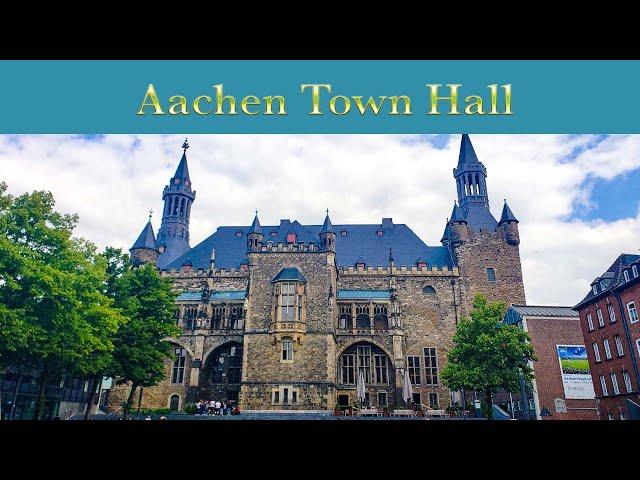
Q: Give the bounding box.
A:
[1,134,639,306]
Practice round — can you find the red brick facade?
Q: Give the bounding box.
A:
[576,258,640,420]
[525,316,598,420]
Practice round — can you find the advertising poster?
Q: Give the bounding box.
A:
[556,345,596,400]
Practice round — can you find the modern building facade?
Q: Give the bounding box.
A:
[107,134,527,413]
[574,254,640,420]
[501,305,598,420]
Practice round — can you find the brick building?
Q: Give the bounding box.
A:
[501,305,598,420]
[574,254,640,420]
[108,135,527,413]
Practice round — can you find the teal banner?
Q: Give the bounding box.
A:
[0,60,637,133]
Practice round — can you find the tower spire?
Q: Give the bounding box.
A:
[156,141,197,269]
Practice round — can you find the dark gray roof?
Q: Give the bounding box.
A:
[272,267,307,283]
[457,134,480,169]
[164,219,454,271]
[450,202,466,223]
[575,254,640,308]
[498,201,519,225]
[461,203,498,232]
[131,221,156,250]
[173,151,190,181]
[504,305,579,325]
[248,213,262,234]
[320,211,334,234]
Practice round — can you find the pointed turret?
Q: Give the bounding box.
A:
[440,220,451,245]
[450,201,467,224]
[498,199,521,246]
[457,134,481,169]
[157,139,197,269]
[319,209,336,252]
[498,200,519,225]
[247,210,264,252]
[130,213,159,266]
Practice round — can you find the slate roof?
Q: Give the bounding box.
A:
[164,218,454,271]
[574,254,640,309]
[337,290,391,300]
[320,211,334,234]
[248,213,262,234]
[461,204,498,233]
[457,133,480,168]
[498,201,519,225]
[504,305,578,325]
[450,202,466,223]
[131,221,157,250]
[272,267,307,283]
[173,151,190,181]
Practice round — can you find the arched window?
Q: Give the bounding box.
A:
[339,304,352,329]
[373,304,388,330]
[339,342,392,386]
[204,342,243,400]
[356,305,370,329]
[169,394,180,411]
[423,285,436,295]
[212,305,225,330]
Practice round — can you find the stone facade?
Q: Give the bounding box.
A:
[112,135,528,413]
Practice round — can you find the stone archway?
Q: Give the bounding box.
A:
[198,341,243,403]
[336,341,396,409]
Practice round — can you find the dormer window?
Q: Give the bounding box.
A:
[376,230,384,237]
[633,265,638,278]
[236,230,243,237]
[356,259,366,270]
[600,280,607,290]
[174,178,180,184]
[624,270,630,282]
[287,233,297,244]
[270,231,277,237]
[341,230,348,237]
[592,284,598,295]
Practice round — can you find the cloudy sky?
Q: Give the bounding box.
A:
[1,134,639,306]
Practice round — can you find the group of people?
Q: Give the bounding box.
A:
[196,399,240,416]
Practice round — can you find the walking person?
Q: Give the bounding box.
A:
[215,400,221,415]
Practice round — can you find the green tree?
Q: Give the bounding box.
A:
[111,263,180,417]
[0,183,123,419]
[441,294,536,419]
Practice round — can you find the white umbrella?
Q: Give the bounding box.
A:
[356,369,367,405]
[402,369,414,406]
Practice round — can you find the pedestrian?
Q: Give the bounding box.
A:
[209,399,215,415]
[215,400,221,415]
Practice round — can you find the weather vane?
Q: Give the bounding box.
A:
[148,209,153,220]
[182,138,189,151]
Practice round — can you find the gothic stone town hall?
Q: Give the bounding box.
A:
[107,135,526,413]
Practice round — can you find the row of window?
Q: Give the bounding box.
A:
[407,348,439,386]
[586,301,638,331]
[599,370,633,397]
[592,265,638,296]
[592,335,625,362]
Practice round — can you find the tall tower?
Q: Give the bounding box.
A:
[453,134,497,233]
[446,134,526,309]
[157,139,196,269]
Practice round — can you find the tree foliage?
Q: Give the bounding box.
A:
[441,294,536,418]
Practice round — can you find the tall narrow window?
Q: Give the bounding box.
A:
[614,335,624,357]
[593,342,601,362]
[633,265,638,278]
[357,345,372,383]
[423,348,439,386]
[280,283,296,322]
[340,354,355,384]
[596,308,605,327]
[607,304,617,323]
[603,339,612,359]
[171,348,186,384]
[169,394,180,411]
[610,373,620,395]
[623,371,633,393]
[586,313,594,331]
[374,354,389,384]
[377,392,387,407]
[487,268,496,282]
[624,270,630,282]
[429,393,439,409]
[627,302,638,324]
[407,356,421,385]
[282,338,293,361]
[600,376,609,396]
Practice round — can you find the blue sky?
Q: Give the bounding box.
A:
[1,134,639,306]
